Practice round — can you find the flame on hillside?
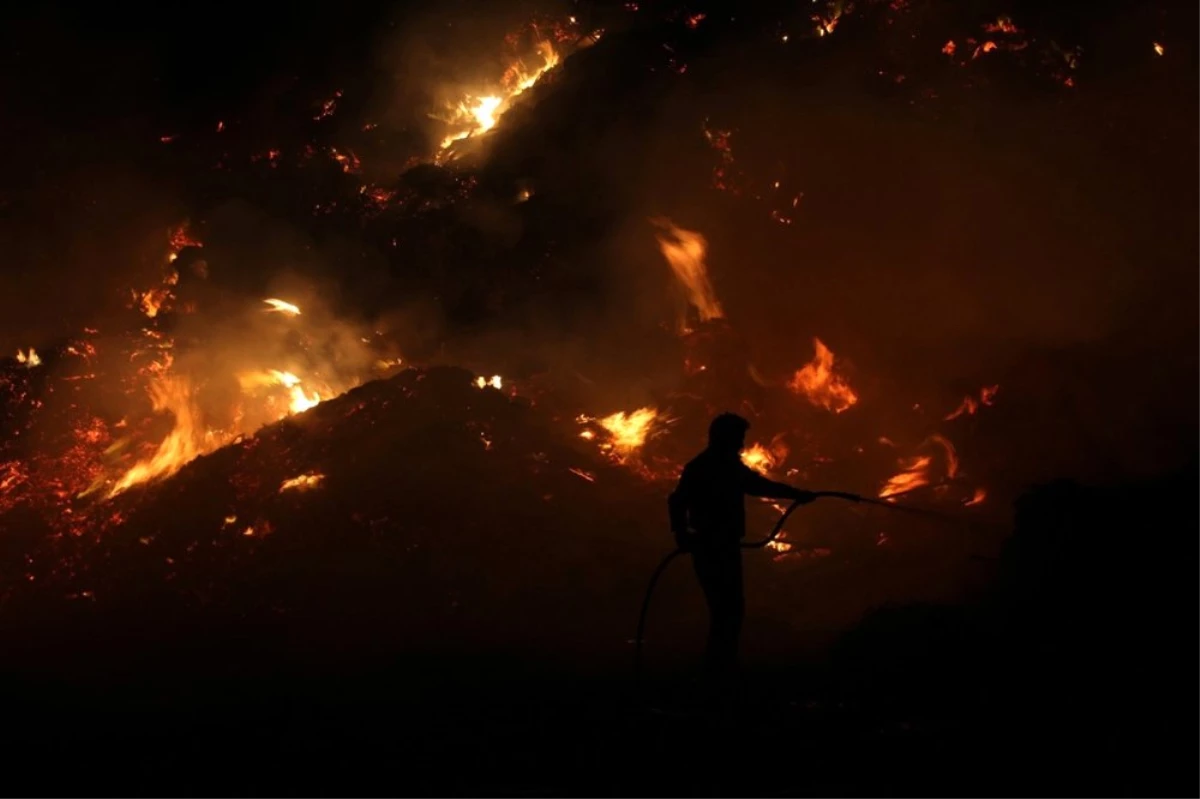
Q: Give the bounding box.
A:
[108,377,211,497]
[652,218,724,330]
[437,40,560,158]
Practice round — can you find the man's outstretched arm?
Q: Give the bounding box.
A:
[739,464,815,503]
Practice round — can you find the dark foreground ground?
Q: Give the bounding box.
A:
[3,660,1194,796]
[3,465,1196,797]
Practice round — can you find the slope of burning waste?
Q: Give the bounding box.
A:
[1,361,1006,677]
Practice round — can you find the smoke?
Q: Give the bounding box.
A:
[2,0,1193,492]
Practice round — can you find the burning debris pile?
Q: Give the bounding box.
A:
[0,363,1002,676]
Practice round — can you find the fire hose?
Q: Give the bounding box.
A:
[632,490,962,676]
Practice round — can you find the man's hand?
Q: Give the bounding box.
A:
[673,529,697,552]
[791,489,818,505]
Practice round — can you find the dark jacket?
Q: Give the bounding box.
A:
[668,448,799,544]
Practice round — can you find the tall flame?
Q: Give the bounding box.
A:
[108,377,207,496]
[788,338,858,413]
[652,219,724,328]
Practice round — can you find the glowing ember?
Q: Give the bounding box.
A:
[263,298,302,315]
[437,40,560,155]
[597,408,659,458]
[314,90,342,121]
[280,473,325,492]
[964,487,987,506]
[475,375,503,390]
[568,467,596,483]
[16,349,40,367]
[652,218,724,328]
[1153,42,1164,56]
[788,338,858,413]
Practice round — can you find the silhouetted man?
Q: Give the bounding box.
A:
[668,413,815,681]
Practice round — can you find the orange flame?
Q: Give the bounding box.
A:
[437,40,560,155]
[597,408,659,459]
[108,376,209,496]
[237,369,324,416]
[742,438,788,475]
[16,349,40,367]
[788,338,857,413]
[475,375,503,390]
[964,487,987,506]
[652,219,724,328]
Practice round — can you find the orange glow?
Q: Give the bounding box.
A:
[1153,42,1164,56]
[475,375,503,390]
[237,369,325,416]
[16,349,40,367]
[964,487,987,506]
[812,3,843,37]
[287,385,322,414]
[329,147,361,174]
[652,218,724,328]
[788,338,858,413]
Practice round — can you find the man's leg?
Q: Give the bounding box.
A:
[693,546,744,678]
